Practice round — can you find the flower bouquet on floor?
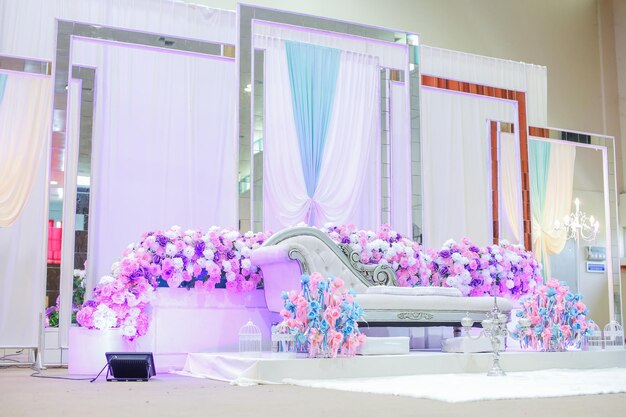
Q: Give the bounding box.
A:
[512,279,594,351]
[279,273,366,358]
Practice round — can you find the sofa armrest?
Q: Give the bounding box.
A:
[251,245,304,313]
[250,245,291,265]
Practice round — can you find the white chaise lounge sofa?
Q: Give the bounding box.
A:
[251,227,512,327]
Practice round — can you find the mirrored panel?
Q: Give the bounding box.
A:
[49,21,233,345]
[489,121,524,246]
[527,127,622,326]
[238,5,421,238]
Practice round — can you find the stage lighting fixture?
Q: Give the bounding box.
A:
[105,352,155,381]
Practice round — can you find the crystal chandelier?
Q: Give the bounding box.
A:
[554,198,600,242]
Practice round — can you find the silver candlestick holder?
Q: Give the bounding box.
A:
[461,294,529,376]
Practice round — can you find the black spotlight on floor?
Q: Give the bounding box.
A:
[104,352,156,381]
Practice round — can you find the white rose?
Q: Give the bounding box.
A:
[222,260,232,272]
[93,304,117,329]
[122,325,137,338]
[99,275,116,285]
[183,246,195,259]
[241,259,251,269]
[172,258,184,270]
[443,239,456,248]
[110,262,121,277]
[127,292,141,307]
[165,243,177,257]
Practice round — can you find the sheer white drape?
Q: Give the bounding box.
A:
[529,138,576,280]
[421,88,518,248]
[70,40,237,295]
[0,73,51,347]
[263,38,380,231]
[253,21,406,70]
[420,45,548,126]
[499,132,523,244]
[0,74,51,227]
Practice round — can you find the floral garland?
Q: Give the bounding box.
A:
[76,224,542,339]
[279,273,366,357]
[512,279,593,351]
[322,225,541,300]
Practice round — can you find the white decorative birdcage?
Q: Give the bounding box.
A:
[587,322,603,351]
[239,320,262,355]
[603,321,625,351]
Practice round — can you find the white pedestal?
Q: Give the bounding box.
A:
[68,327,133,374]
[68,288,279,374]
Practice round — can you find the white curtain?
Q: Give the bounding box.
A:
[0,74,51,227]
[0,73,51,347]
[69,39,237,294]
[421,88,518,248]
[420,45,548,126]
[529,138,577,279]
[499,131,522,244]
[262,38,380,231]
[254,20,406,70]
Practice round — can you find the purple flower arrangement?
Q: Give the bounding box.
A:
[512,279,594,351]
[427,238,543,299]
[323,225,542,300]
[76,225,270,338]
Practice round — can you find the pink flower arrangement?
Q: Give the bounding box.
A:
[76,225,270,339]
[279,273,367,357]
[512,279,593,351]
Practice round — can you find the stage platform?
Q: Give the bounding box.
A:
[179,350,626,384]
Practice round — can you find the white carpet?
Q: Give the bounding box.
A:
[284,368,626,403]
